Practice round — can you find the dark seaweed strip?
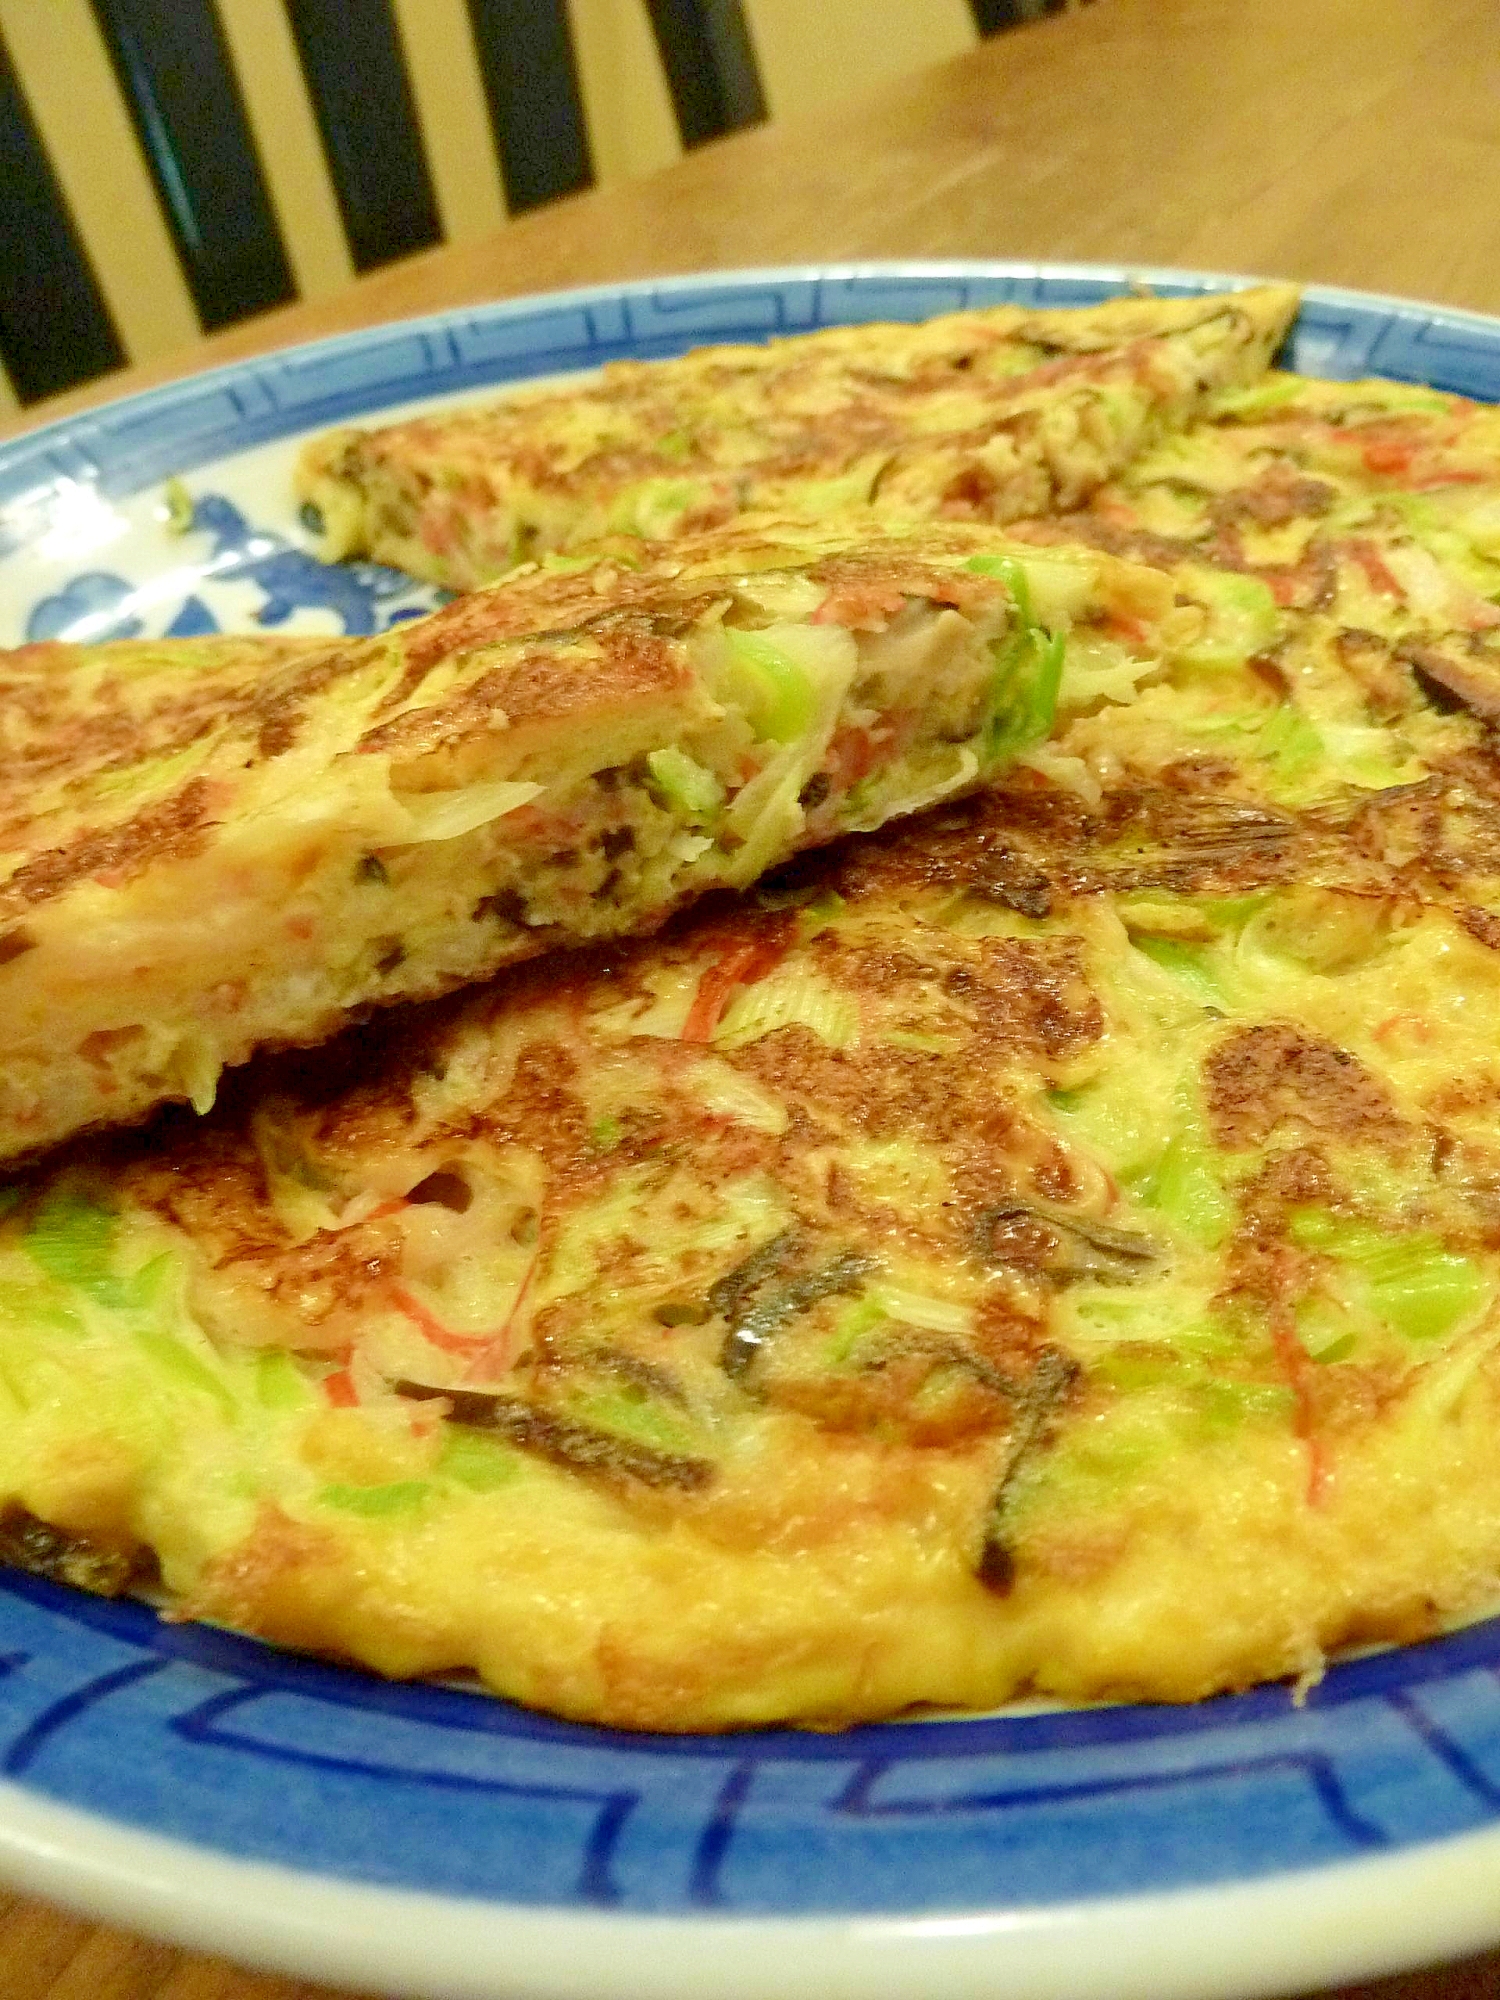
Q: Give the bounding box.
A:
[975,1346,1081,1595]
[653,1300,712,1327]
[584,1347,691,1407]
[975,1200,1160,1284]
[706,1226,801,1321]
[858,1332,1023,1402]
[971,849,1054,918]
[720,1251,879,1381]
[0,1507,142,1597]
[393,1382,712,1490]
[533,1343,691,1406]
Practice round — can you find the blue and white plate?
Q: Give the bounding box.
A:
[4,264,1500,2000]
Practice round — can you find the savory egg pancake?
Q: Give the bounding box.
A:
[15,282,1500,1734]
[1025,368,1500,723]
[8,565,1500,1729]
[0,520,1184,1166]
[296,286,1299,591]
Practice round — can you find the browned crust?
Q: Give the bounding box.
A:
[0,778,223,916]
[315,292,1297,510]
[360,625,693,759]
[0,522,1033,924]
[1204,1024,1406,1153]
[0,1507,144,1596]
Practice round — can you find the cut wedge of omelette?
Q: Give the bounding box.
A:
[0,521,1182,1165]
[1021,366,1500,727]
[9,545,1500,1728]
[296,285,1300,591]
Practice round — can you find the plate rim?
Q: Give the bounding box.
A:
[7,255,1500,494]
[6,1778,1500,2000]
[7,257,1500,1999]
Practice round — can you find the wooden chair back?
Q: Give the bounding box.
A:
[0,0,1092,412]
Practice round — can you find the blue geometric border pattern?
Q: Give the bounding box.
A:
[4,1569,1500,1916]
[7,263,1500,562]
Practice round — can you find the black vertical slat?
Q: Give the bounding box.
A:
[465,0,592,215]
[285,0,442,271]
[0,33,125,403]
[969,0,1064,31]
[644,0,765,148]
[88,0,294,331]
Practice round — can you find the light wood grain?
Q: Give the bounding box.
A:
[9,0,1500,443]
[6,0,1500,1994]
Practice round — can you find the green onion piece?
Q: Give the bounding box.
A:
[1201,1380,1295,1428]
[1257,704,1322,785]
[616,478,703,539]
[439,1431,521,1491]
[1207,375,1307,420]
[1295,1296,1359,1364]
[319,1480,432,1517]
[1311,1333,1358,1364]
[721,630,819,743]
[1363,1242,1488,1341]
[255,1349,313,1411]
[1093,1352,1177,1392]
[1287,1209,1370,1253]
[23,1187,142,1310]
[1132,1135,1231,1249]
[645,745,725,821]
[1131,935,1225,1007]
[538,551,601,574]
[134,1327,238,1416]
[569,1391,698,1455]
[825,1296,887,1365]
[984,626,1065,767]
[1289,1209,1492,1342]
[1200,892,1274,929]
[797,890,847,936]
[969,554,1062,765]
[965,551,1035,624]
[161,477,194,535]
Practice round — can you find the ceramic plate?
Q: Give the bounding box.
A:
[5,264,1500,2000]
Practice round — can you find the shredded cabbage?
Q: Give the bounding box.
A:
[387,780,542,844]
[716,967,859,1050]
[685,1059,790,1133]
[1176,566,1281,670]
[870,1283,973,1335]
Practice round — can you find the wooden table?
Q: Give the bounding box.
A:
[5,0,1500,1993]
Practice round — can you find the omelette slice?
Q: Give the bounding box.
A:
[8,699,1500,1727]
[296,285,1300,590]
[1030,367,1500,722]
[0,520,1181,1164]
